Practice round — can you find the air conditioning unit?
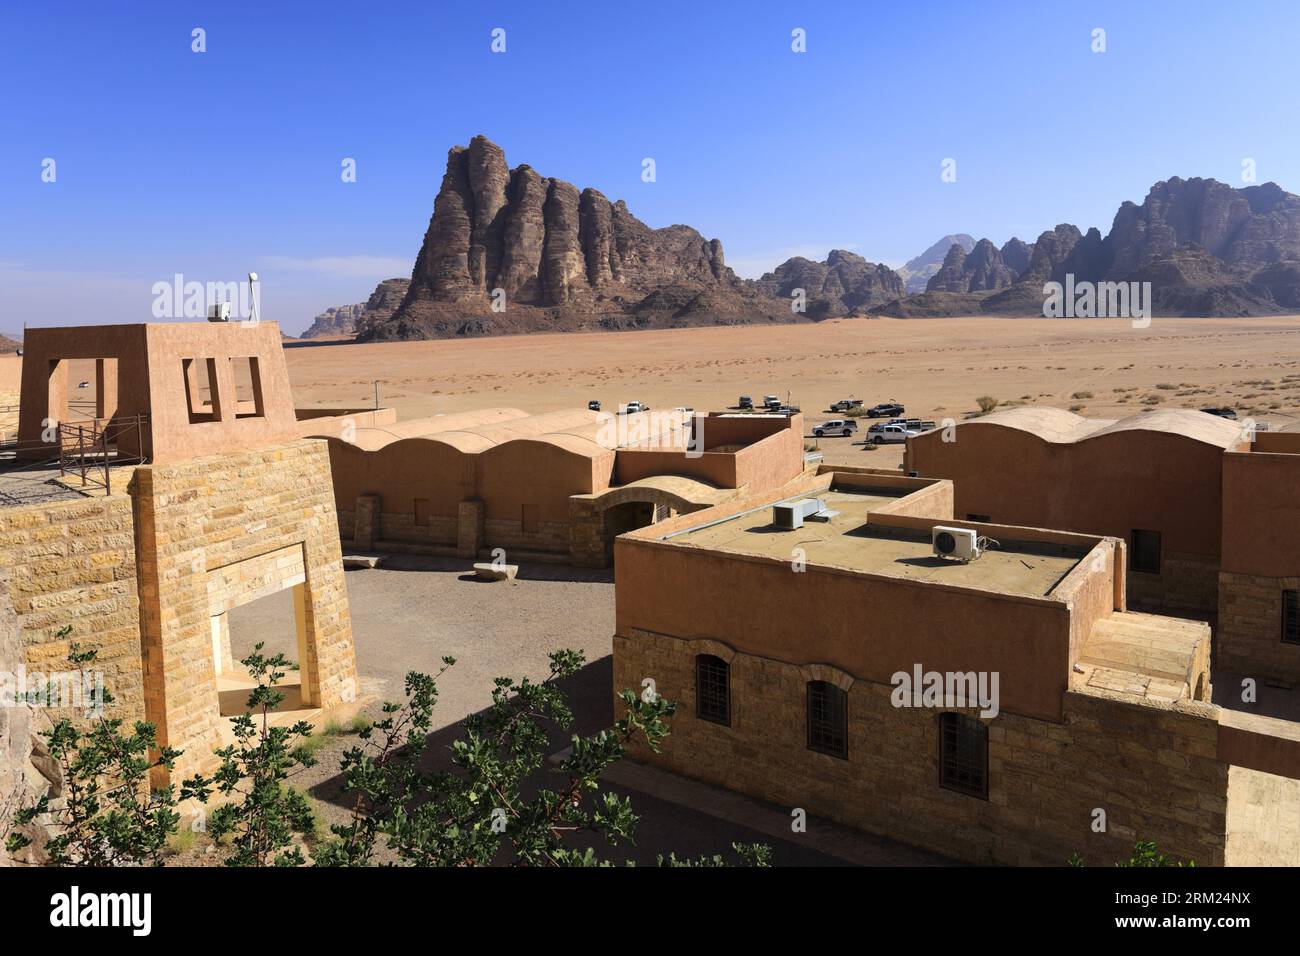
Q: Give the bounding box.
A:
[207,302,232,323]
[932,525,981,561]
[772,498,826,530]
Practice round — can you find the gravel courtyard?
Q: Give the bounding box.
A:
[226,555,945,866]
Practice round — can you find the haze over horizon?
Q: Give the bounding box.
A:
[4,0,1299,335]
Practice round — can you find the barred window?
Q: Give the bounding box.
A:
[807,681,848,758]
[939,712,988,799]
[695,655,730,725]
[1283,590,1300,645]
[1130,529,1161,574]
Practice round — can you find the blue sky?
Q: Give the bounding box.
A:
[3,0,1298,335]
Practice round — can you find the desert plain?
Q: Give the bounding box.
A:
[281,315,1300,469]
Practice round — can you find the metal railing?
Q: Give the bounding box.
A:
[55,414,150,496]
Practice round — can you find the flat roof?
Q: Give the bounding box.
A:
[666,487,1085,597]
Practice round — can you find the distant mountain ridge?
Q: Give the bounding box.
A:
[309,162,1300,337]
[897,234,975,293]
[880,177,1300,317]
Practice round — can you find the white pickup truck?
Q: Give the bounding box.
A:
[866,422,919,445]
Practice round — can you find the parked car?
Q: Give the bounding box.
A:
[867,402,905,418]
[78,380,90,389]
[621,401,648,414]
[830,398,864,412]
[738,395,754,409]
[588,400,601,411]
[887,417,936,431]
[775,404,800,416]
[763,395,781,409]
[1200,407,1238,420]
[814,419,858,438]
[867,423,918,444]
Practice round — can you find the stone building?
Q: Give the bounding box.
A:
[612,466,1300,865]
[905,406,1300,688]
[301,408,808,567]
[3,322,358,787]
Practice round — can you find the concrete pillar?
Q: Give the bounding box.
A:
[354,494,379,550]
[457,499,485,559]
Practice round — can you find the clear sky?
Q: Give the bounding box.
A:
[3,0,1298,335]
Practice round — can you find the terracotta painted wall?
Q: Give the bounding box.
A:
[908,425,1225,558]
[1221,448,1300,578]
[614,534,1077,723]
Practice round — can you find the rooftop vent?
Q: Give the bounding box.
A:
[772,498,828,530]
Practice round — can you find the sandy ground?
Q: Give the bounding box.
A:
[283,316,1300,424]
[283,316,1300,469]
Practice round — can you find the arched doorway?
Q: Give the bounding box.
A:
[571,476,735,567]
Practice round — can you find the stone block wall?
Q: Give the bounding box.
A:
[1218,571,1300,683]
[377,512,458,549]
[0,495,144,723]
[482,517,570,559]
[1126,550,1219,616]
[614,628,1229,866]
[132,439,358,784]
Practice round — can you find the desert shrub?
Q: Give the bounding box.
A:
[975,395,999,415]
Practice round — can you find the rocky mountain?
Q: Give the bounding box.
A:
[301,303,364,339]
[924,237,1022,294]
[360,136,788,340]
[897,234,976,293]
[750,249,903,317]
[884,177,1300,317]
[301,278,411,339]
[0,334,19,354]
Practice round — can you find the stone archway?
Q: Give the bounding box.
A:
[569,477,734,568]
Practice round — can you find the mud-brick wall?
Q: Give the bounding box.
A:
[614,629,1228,866]
[133,439,358,784]
[0,495,144,722]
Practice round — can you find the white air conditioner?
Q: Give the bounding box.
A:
[207,302,232,323]
[932,525,981,561]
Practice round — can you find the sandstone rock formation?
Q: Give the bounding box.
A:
[897,234,976,293]
[361,136,788,340]
[887,177,1300,317]
[924,238,1020,294]
[301,278,411,339]
[751,249,904,317]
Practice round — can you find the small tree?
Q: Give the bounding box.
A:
[318,649,768,867]
[184,643,316,867]
[1069,839,1195,867]
[5,635,192,866]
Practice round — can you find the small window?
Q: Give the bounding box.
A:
[182,358,220,423]
[1283,590,1300,645]
[521,503,540,534]
[1130,529,1161,574]
[695,655,730,725]
[966,513,991,523]
[229,357,265,419]
[807,681,848,758]
[939,712,988,799]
